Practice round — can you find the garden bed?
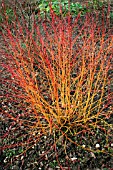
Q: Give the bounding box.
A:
[0,1,113,170]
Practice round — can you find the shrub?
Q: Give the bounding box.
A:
[0,2,113,169]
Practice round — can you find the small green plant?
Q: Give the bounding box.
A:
[0,7,14,22]
[110,12,113,19]
[49,160,58,168]
[88,0,108,10]
[23,0,90,18]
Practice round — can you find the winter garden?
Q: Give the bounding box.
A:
[0,0,113,169]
